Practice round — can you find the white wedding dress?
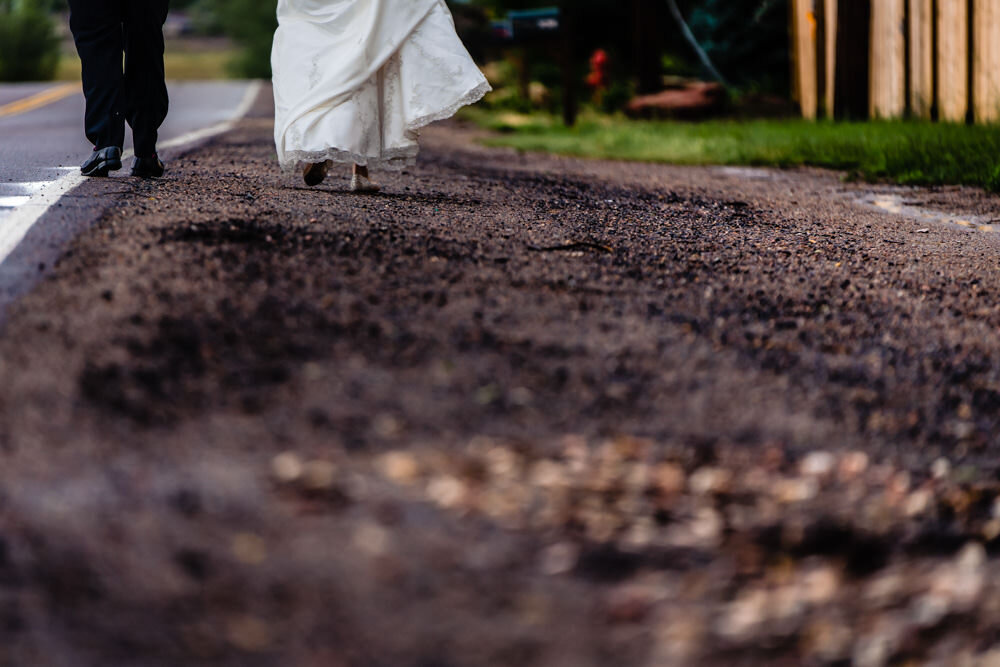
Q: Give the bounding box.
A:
[271,0,491,172]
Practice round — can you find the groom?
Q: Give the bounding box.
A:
[68,0,169,178]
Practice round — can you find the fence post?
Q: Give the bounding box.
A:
[816,0,838,118]
[870,0,906,118]
[792,0,819,119]
[909,0,934,119]
[826,0,838,117]
[558,2,577,127]
[937,0,968,122]
[973,0,1000,123]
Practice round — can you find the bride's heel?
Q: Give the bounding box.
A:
[303,160,330,186]
[350,173,380,192]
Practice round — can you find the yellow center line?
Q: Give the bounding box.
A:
[0,83,80,119]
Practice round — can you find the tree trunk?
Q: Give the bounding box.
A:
[559,1,578,127]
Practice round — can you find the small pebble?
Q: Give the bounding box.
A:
[839,450,869,479]
[232,533,267,565]
[800,450,836,477]
[774,477,818,503]
[226,615,272,652]
[689,467,732,495]
[717,588,768,640]
[376,451,420,484]
[301,460,337,491]
[530,460,567,488]
[805,618,852,662]
[654,462,686,496]
[887,471,911,497]
[485,446,519,477]
[620,518,656,550]
[372,413,402,438]
[931,457,951,480]
[853,630,893,667]
[426,475,466,509]
[904,488,933,517]
[976,649,1000,667]
[652,613,705,664]
[271,452,303,484]
[539,541,579,576]
[691,507,724,543]
[911,592,950,627]
[801,566,840,605]
[353,521,391,557]
[605,584,654,624]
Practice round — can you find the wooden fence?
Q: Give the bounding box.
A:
[791,0,1000,123]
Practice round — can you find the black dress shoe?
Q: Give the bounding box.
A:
[81,146,123,177]
[131,154,165,178]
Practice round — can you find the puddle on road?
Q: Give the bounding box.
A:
[858,193,997,233]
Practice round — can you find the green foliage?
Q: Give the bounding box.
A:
[11,0,66,12]
[467,1,792,98]
[186,0,226,37]
[0,0,59,82]
[207,0,277,78]
[686,0,789,93]
[596,79,635,114]
[468,109,1000,192]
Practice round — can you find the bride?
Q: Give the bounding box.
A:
[271,0,491,192]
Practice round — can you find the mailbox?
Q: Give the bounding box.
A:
[490,19,513,41]
[508,8,561,42]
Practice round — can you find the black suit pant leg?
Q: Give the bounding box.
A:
[124,1,170,158]
[68,0,127,150]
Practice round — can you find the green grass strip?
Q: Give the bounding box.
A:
[466,109,1000,191]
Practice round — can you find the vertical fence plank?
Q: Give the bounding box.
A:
[973,0,1000,123]
[824,0,838,117]
[870,0,906,118]
[909,0,934,118]
[937,0,968,122]
[792,0,819,119]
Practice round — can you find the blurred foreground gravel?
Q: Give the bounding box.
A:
[3,91,1000,665]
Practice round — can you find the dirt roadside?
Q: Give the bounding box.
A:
[2,91,1000,666]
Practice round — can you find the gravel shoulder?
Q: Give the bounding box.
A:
[2,90,1000,666]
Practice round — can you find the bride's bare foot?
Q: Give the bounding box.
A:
[303,160,330,186]
[350,163,380,192]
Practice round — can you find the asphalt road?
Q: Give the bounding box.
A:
[0,80,261,319]
[0,80,256,189]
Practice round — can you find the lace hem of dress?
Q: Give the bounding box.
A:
[279,79,492,174]
[408,79,492,132]
[281,146,419,174]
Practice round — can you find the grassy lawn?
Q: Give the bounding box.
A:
[56,38,237,82]
[465,108,1000,191]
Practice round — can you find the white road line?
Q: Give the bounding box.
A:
[0,197,32,208]
[0,80,263,266]
[0,181,51,208]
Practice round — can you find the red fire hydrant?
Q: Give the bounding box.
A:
[586,49,609,103]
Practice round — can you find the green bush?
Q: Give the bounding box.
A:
[0,1,59,82]
[209,0,277,78]
[687,0,790,94]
